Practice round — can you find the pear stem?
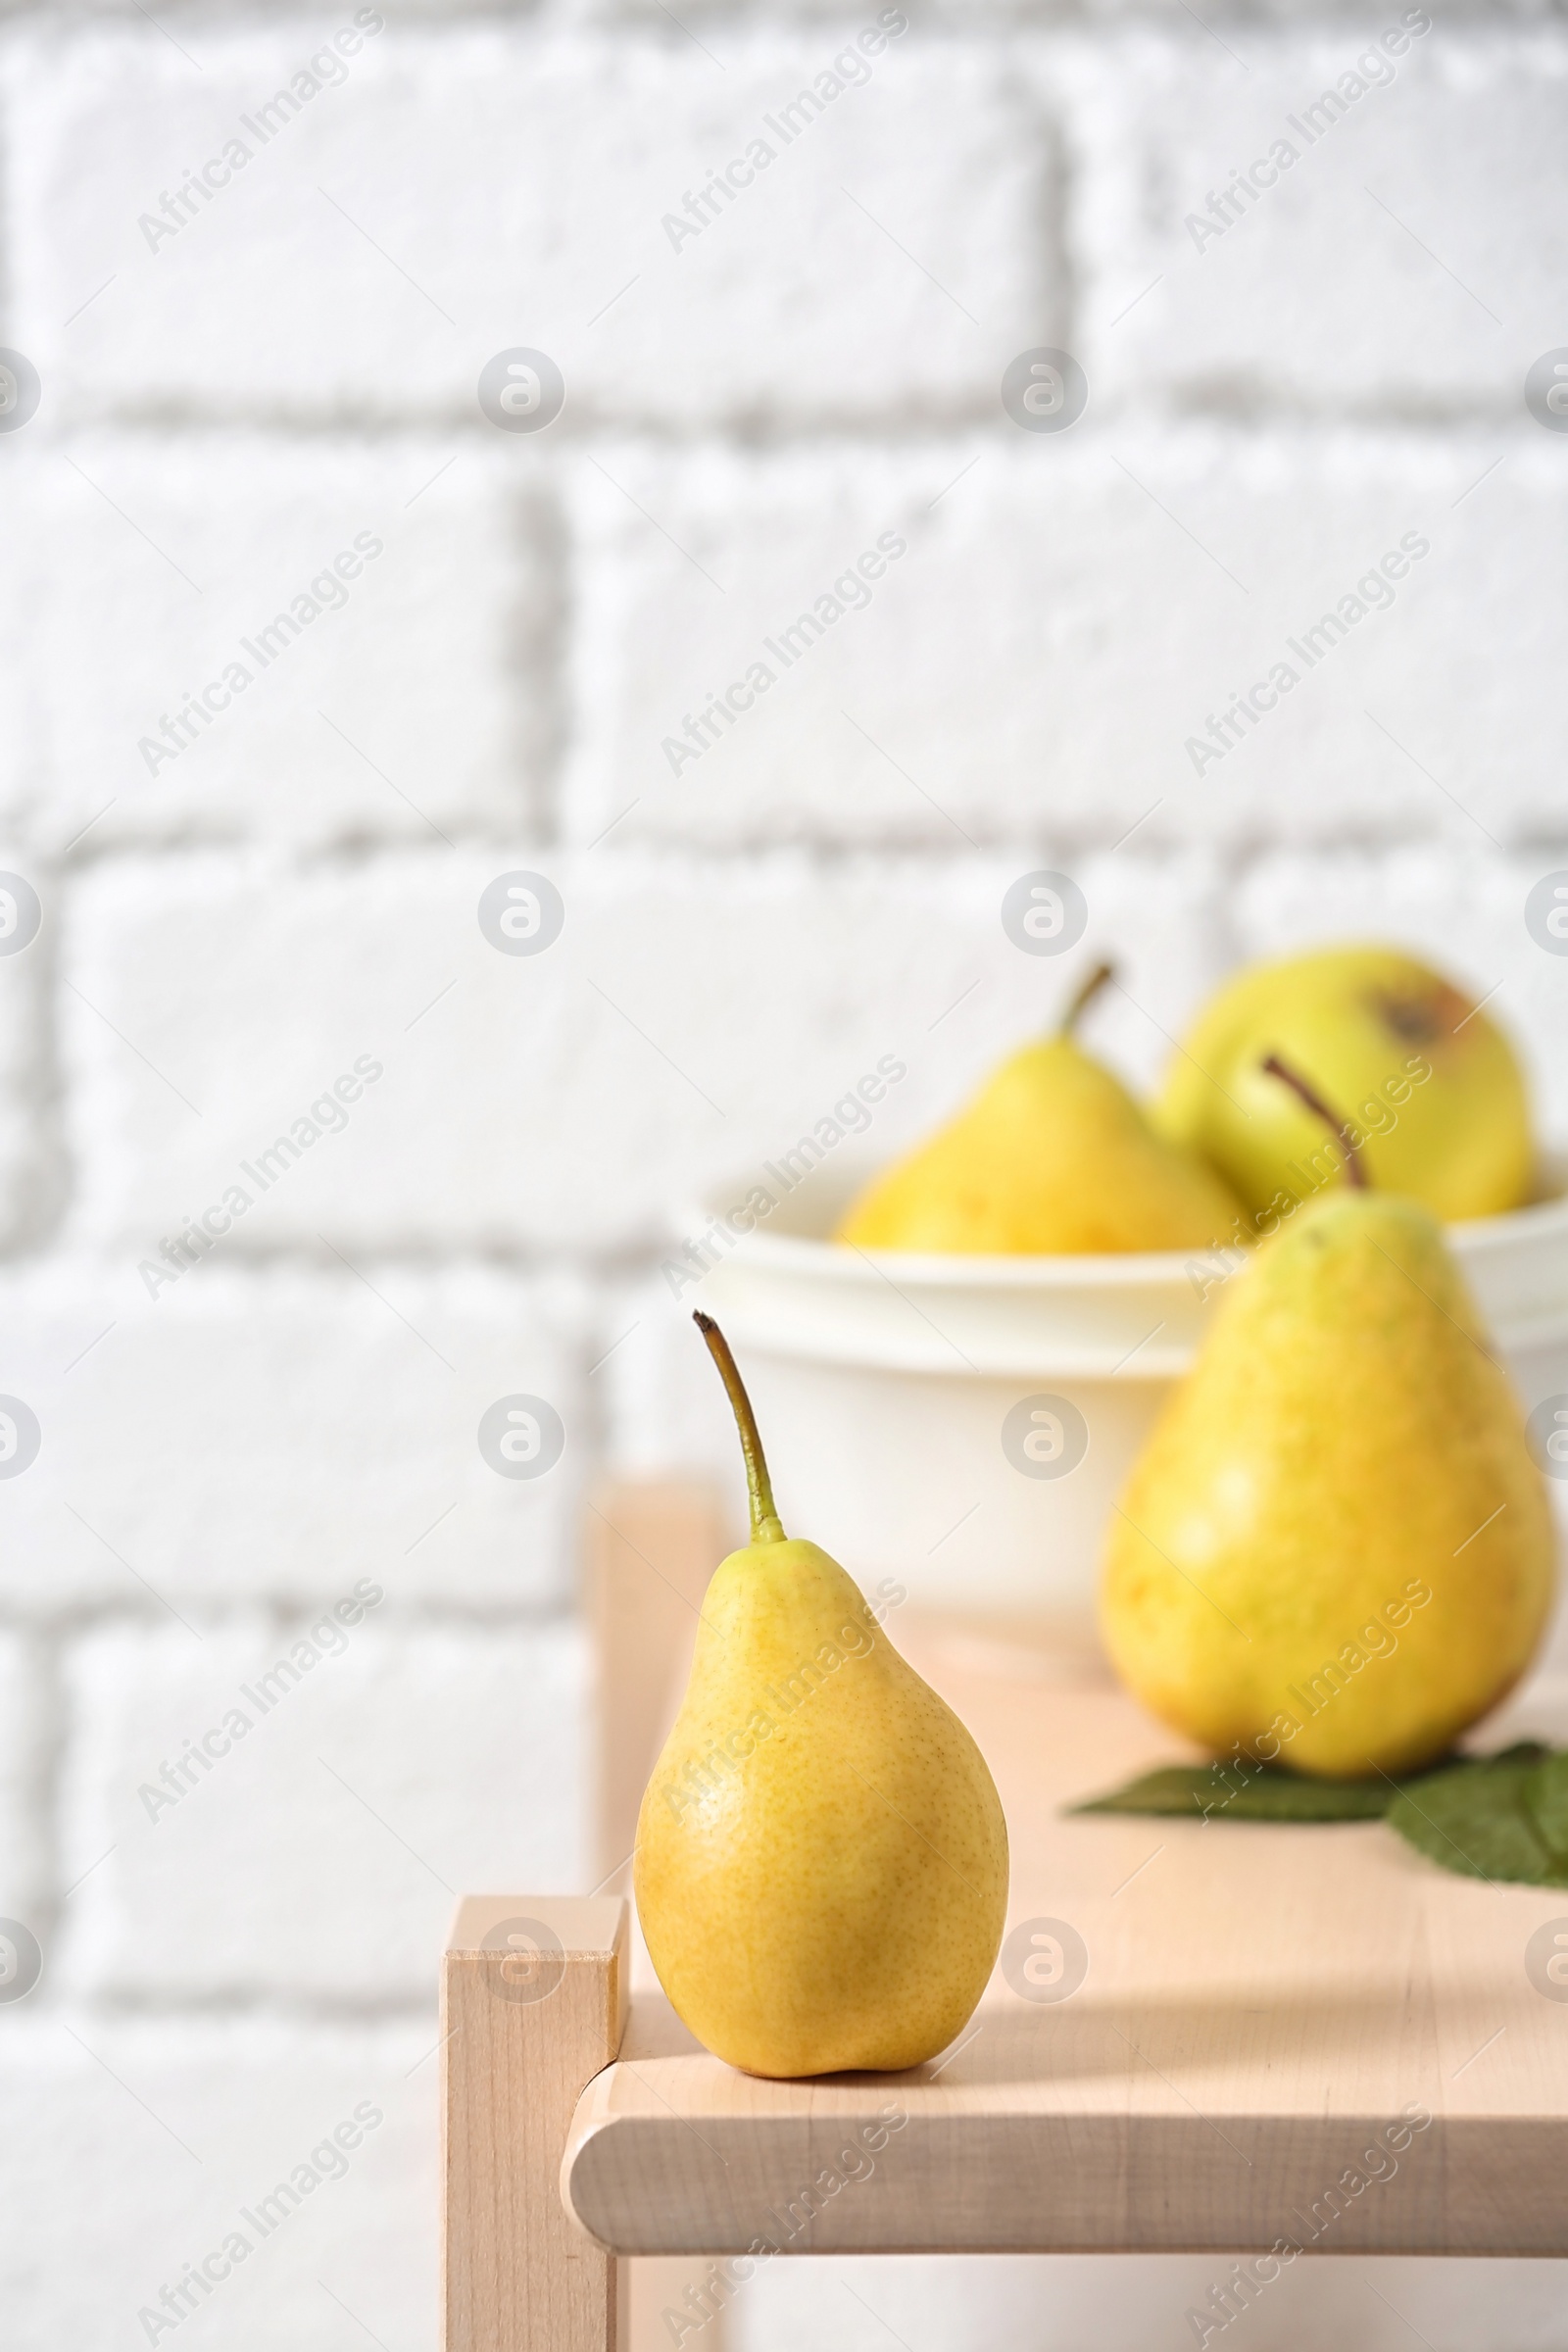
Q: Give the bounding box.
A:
[1261,1054,1369,1190]
[693,1312,787,1544]
[1062,960,1114,1036]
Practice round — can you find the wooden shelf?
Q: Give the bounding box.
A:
[440,1487,1568,2350]
[560,1616,1568,2261]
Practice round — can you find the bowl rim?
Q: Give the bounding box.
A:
[697,1152,1568,1292]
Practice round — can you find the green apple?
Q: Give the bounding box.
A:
[1152,944,1535,1227]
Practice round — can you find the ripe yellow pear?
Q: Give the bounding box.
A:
[1152,943,1533,1226]
[1102,1059,1555,1779]
[636,1315,1008,2077]
[837,965,1245,1254]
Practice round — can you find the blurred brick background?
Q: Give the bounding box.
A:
[2,1,1568,2346]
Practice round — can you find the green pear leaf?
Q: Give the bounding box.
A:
[1385,1748,1568,1886]
[1074,1745,1564,1869]
[1071,1761,1395,1822]
[1524,1748,1568,1867]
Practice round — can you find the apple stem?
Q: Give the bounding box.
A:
[1261,1054,1369,1191]
[1062,960,1114,1036]
[693,1312,787,1545]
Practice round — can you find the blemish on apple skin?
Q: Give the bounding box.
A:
[1369,985,1462,1048]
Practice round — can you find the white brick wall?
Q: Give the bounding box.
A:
[64,846,1228,1254]
[10,29,1052,426]
[2,3,1566,2345]
[564,430,1568,850]
[60,1618,587,2000]
[0,1634,48,1920]
[1072,32,1568,415]
[0,1264,586,1608]
[0,2013,435,2346]
[16,437,549,850]
[0,927,48,1242]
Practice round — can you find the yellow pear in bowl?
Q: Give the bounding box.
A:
[635,1314,1008,2077]
[1152,942,1533,1226]
[837,964,1245,1254]
[1102,1058,1555,1779]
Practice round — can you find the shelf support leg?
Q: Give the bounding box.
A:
[442,1896,628,2352]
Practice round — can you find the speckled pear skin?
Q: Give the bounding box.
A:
[635,1537,1008,2079]
[837,1032,1244,1255]
[1152,944,1533,1225]
[1101,1194,1555,1779]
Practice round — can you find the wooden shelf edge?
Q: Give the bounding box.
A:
[561,2076,1568,2260]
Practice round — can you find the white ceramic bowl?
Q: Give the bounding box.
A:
[696,1155,1568,1617]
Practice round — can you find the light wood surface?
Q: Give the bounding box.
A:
[442,1896,628,2352]
[587,1481,729,1888]
[586,1481,736,2350]
[439,1485,1568,2349]
[561,1613,1568,2259]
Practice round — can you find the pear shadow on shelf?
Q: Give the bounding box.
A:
[619,1995,712,2066]
[897,1990,1435,2090]
[614,1986,1428,2095]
